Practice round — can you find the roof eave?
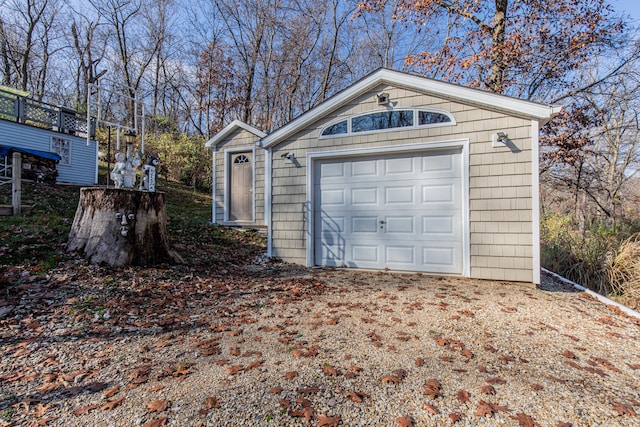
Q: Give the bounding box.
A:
[261,68,563,149]
[205,120,267,149]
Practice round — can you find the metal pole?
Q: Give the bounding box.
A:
[12,152,21,216]
[107,126,112,187]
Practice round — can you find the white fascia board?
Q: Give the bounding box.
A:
[261,68,562,149]
[205,120,267,148]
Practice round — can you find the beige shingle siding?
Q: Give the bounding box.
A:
[270,83,536,282]
[214,128,265,225]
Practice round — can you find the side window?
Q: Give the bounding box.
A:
[418,111,452,125]
[51,136,71,165]
[321,120,348,136]
[352,111,414,133]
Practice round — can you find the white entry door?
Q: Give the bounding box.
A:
[314,148,463,273]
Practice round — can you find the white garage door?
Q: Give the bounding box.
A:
[314,148,463,273]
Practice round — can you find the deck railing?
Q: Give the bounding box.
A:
[0,89,96,139]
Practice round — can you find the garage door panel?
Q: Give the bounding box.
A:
[422,214,458,236]
[320,162,345,178]
[352,245,379,263]
[422,184,455,204]
[320,188,345,206]
[385,157,415,174]
[352,159,378,176]
[385,186,414,204]
[352,187,378,205]
[352,216,378,233]
[386,246,415,264]
[385,216,414,234]
[315,148,463,274]
[422,244,462,273]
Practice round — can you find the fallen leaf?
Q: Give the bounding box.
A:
[531,384,544,391]
[289,406,314,421]
[345,391,369,403]
[205,396,220,409]
[284,371,298,380]
[101,397,124,411]
[142,417,167,427]
[511,413,540,427]
[449,412,463,423]
[415,357,424,367]
[613,403,637,416]
[456,389,470,404]
[556,423,573,427]
[269,386,283,394]
[396,414,413,426]
[485,377,506,385]
[423,403,439,415]
[322,365,339,376]
[103,386,119,398]
[480,385,496,395]
[226,365,243,375]
[423,378,442,399]
[475,399,510,417]
[316,414,341,427]
[72,404,100,416]
[147,400,169,413]
[381,375,402,384]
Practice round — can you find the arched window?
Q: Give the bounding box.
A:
[319,109,454,138]
[234,154,250,164]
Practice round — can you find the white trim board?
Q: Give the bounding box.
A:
[262,68,562,149]
[531,120,541,284]
[205,120,266,149]
[542,268,640,320]
[305,139,470,276]
[223,145,256,223]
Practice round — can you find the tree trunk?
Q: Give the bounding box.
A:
[67,187,182,267]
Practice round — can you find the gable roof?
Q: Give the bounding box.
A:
[260,68,562,149]
[205,120,266,149]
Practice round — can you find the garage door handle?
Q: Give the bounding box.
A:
[379,220,385,224]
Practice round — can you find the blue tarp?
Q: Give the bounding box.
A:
[0,144,61,162]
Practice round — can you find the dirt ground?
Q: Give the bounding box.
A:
[1,259,639,427]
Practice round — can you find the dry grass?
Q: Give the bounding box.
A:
[606,233,640,300]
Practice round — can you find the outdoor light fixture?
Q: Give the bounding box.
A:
[124,129,137,145]
[281,152,295,163]
[492,132,509,147]
[376,92,390,105]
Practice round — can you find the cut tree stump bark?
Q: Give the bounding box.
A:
[67,187,182,267]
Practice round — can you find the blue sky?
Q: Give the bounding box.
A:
[614,0,640,22]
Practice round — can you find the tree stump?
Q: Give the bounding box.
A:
[67,187,182,267]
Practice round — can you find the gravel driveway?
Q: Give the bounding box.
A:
[1,263,639,426]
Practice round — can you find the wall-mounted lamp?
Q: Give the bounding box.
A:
[281,152,295,164]
[492,132,509,147]
[375,92,390,105]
